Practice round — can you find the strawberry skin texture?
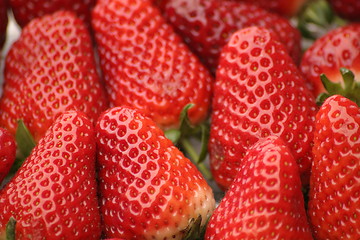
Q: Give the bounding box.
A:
[0,11,108,142]
[205,136,313,240]
[0,111,101,239]
[209,27,317,190]
[300,24,360,96]
[96,106,215,239]
[0,127,16,184]
[309,95,360,239]
[9,0,96,28]
[92,0,213,129]
[157,0,301,73]
[328,0,360,21]
[0,0,7,49]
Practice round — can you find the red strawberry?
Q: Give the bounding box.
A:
[309,95,360,239]
[0,0,7,49]
[300,24,360,97]
[327,0,360,21]
[92,0,213,129]
[157,0,301,73]
[209,26,317,190]
[9,0,96,28]
[96,106,215,239]
[0,127,16,184]
[0,11,108,142]
[0,111,101,239]
[205,136,313,240]
[226,0,307,17]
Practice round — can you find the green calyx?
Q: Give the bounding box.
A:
[9,120,36,175]
[297,0,347,41]
[317,68,360,106]
[5,217,16,240]
[181,215,207,240]
[165,104,212,180]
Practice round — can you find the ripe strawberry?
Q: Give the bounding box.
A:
[0,128,16,184]
[327,0,360,21]
[205,136,313,240]
[157,0,301,73]
[309,95,360,239]
[0,11,107,142]
[92,0,213,129]
[0,111,101,239]
[96,106,215,239]
[209,26,317,190]
[0,0,7,49]
[9,0,96,28]
[225,0,307,17]
[300,24,360,97]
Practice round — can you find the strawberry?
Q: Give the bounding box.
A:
[308,94,360,239]
[205,136,313,240]
[0,111,101,239]
[157,0,301,73]
[300,24,360,97]
[327,0,360,21]
[0,0,7,49]
[9,0,96,28]
[0,11,108,142]
[96,106,215,239]
[0,127,16,184]
[92,0,213,129]
[225,0,307,17]
[209,26,317,190]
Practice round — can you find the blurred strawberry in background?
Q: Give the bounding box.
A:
[8,0,96,28]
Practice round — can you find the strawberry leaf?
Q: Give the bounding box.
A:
[164,129,181,144]
[297,0,347,41]
[6,217,16,240]
[198,123,210,164]
[16,120,36,159]
[9,120,36,174]
[317,68,360,106]
[181,215,203,240]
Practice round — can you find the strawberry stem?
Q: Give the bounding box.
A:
[165,104,212,180]
[180,138,212,180]
[5,217,16,240]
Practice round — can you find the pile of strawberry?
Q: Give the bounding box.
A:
[0,0,359,239]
